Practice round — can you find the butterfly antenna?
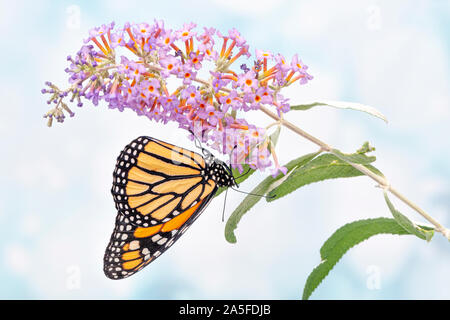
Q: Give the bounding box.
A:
[234,167,252,180]
[222,188,229,222]
[188,129,203,149]
[228,145,238,167]
[230,186,275,200]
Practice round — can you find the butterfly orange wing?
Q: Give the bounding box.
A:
[104,136,217,279]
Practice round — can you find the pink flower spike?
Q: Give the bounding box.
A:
[42,20,314,176]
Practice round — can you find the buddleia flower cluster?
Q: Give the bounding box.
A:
[42,20,313,176]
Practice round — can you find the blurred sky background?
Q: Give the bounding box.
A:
[1,0,449,299]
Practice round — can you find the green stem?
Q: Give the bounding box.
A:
[258,105,450,240]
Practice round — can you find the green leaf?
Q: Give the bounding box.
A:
[331,148,376,165]
[224,151,321,243]
[303,217,430,300]
[290,100,388,123]
[267,125,281,152]
[383,191,434,242]
[356,141,376,154]
[267,153,382,202]
[289,102,325,111]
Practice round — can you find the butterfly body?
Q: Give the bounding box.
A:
[104,136,235,279]
[202,157,236,188]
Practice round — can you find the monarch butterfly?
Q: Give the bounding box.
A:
[103,136,237,279]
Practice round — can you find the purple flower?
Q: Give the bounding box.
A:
[255,49,273,61]
[159,55,181,77]
[128,61,147,80]
[178,65,197,85]
[188,51,204,70]
[177,22,197,41]
[250,147,272,171]
[299,72,314,85]
[118,56,132,73]
[237,70,258,93]
[271,165,288,178]
[110,31,125,48]
[84,22,115,44]
[201,105,222,126]
[197,27,216,45]
[274,53,291,73]
[133,22,153,39]
[210,71,231,93]
[228,28,246,47]
[181,86,200,104]
[274,93,290,115]
[140,78,161,98]
[290,54,305,73]
[219,90,239,113]
[158,29,177,48]
[258,87,274,104]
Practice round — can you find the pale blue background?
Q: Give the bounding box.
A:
[1,0,449,299]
